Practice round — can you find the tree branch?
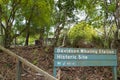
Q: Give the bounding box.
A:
[12,27,27,40]
[8,0,20,26]
[1,23,6,31]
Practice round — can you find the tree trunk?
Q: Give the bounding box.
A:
[103,0,109,48]
[115,1,120,40]
[1,1,20,48]
[25,6,34,46]
[113,1,120,48]
[25,20,30,46]
[54,26,61,46]
[4,25,12,48]
[25,29,30,46]
[39,28,44,47]
[0,5,4,46]
[54,17,66,46]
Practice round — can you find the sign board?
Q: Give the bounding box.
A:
[53,48,117,80]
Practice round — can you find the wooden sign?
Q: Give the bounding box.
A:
[53,48,117,80]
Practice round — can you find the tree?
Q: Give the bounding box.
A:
[0,0,54,47]
[113,0,120,48]
[68,21,96,47]
[22,0,53,46]
[75,0,118,48]
[0,0,23,48]
[0,0,119,48]
[53,0,76,46]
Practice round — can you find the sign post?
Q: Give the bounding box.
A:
[53,48,117,80]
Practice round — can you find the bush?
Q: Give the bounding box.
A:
[68,21,96,47]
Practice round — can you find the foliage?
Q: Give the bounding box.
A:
[52,0,77,46]
[0,0,54,47]
[0,0,119,48]
[68,21,96,44]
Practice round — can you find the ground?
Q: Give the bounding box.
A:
[0,46,120,80]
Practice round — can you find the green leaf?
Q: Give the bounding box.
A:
[0,0,3,4]
[68,21,97,42]
[108,3,116,12]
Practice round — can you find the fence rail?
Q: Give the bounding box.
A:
[0,45,58,80]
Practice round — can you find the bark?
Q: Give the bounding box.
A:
[103,0,109,48]
[4,26,12,48]
[25,28,30,46]
[54,23,64,46]
[39,28,44,47]
[54,10,67,47]
[25,6,34,46]
[0,5,4,46]
[112,0,120,48]
[115,1,120,40]
[3,1,20,48]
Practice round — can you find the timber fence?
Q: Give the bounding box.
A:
[0,45,58,80]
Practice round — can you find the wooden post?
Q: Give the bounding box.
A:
[16,60,22,80]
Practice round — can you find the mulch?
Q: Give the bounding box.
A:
[0,46,120,80]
